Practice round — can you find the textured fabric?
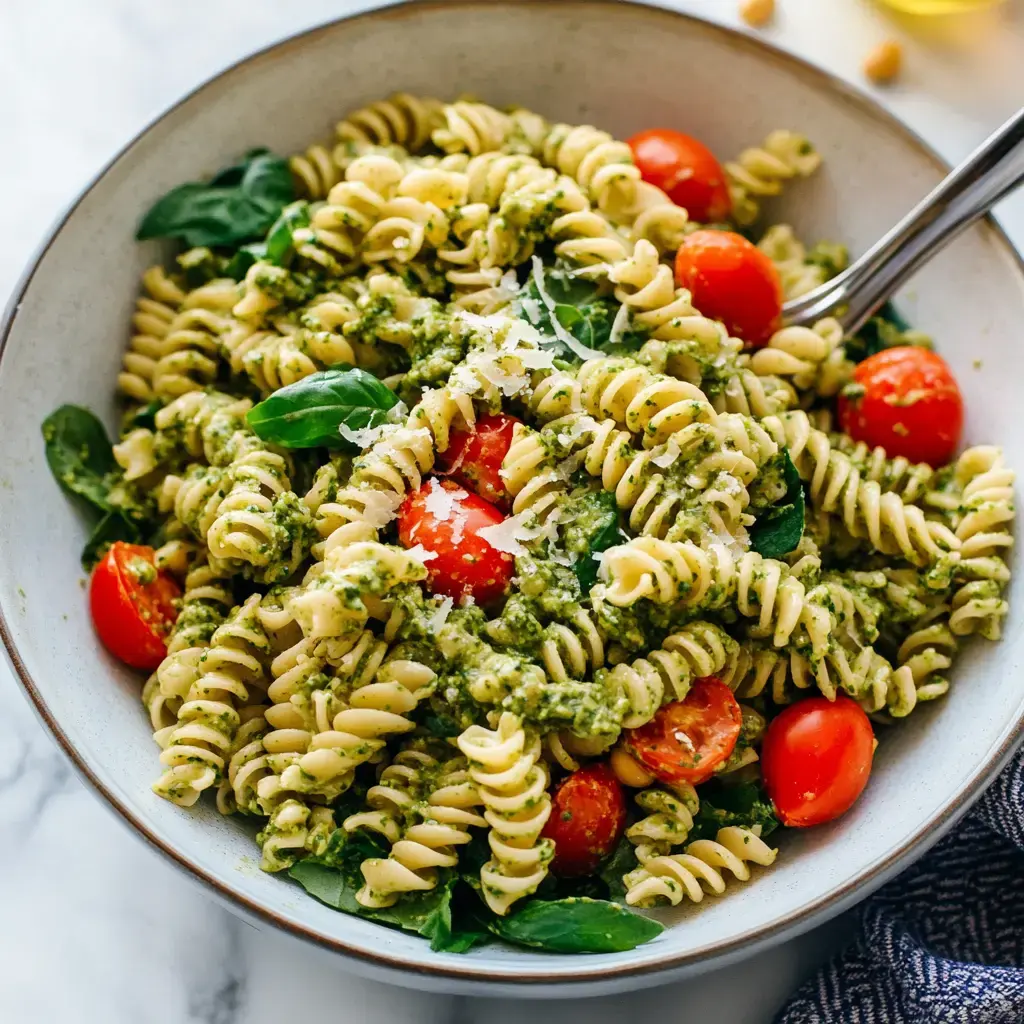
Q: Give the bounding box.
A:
[778,746,1024,1024]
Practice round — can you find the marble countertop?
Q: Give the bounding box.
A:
[1,1,1023,1021]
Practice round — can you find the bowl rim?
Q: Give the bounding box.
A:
[2,0,1023,988]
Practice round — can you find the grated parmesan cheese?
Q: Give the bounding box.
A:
[651,436,682,469]
[338,421,389,449]
[354,489,403,529]
[423,477,466,522]
[428,596,454,634]
[608,300,631,349]
[404,543,439,564]
[478,511,544,557]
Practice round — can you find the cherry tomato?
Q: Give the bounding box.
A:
[89,542,181,671]
[627,129,732,223]
[624,677,742,785]
[541,762,628,877]
[837,346,963,467]
[397,479,514,605]
[674,229,783,347]
[434,413,520,511]
[761,695,874,828]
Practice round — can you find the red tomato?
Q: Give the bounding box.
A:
[674,229,783,347]
[434,413,520,511]
[837,346,963,467]
[624,677,742,785]
[761,695,874,828]
[541,763,628,877]
[397,479,514,605]
[89,542,181,671]
[627,129,732,223]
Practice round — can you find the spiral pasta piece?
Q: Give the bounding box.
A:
[763,410,960,570]
[541,122,642,222]
[271,646,437,804]
[118,266,187,402]
[601,621,737,728]
[725,130,821,225]
[624,826,778,907]
[152,595,271,807]
[354,753,487,908]
[757,224,847,301]
[432,101,528,157]
[258,799,336,872]
[458,713,554,915]
[626,785,699,856]
[750,318,852,401]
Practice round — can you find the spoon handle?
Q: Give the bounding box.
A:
[782,107,1024,334]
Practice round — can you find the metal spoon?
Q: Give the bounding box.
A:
[782,107,1024,333]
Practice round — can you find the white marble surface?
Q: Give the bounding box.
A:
[1,1,1023,1021]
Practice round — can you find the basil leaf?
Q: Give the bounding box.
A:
[42,405,117,512]
[224,242,267,282]
[246,368,400,449]
[568,491,620,596]
[264,201,311,265]
[80,510,143,570]
[520,264,642,354]
[750,449,804,559]
[688,778,779,843]
[136,150,294,248]
[486,897,662,953]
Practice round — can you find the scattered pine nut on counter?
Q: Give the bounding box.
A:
[864,39,904,84]
[740,0,776,28]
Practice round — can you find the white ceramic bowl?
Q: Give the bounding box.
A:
[1,0,1022,998]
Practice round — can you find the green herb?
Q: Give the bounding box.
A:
[289,830,489,954]
[246,368,400,449]
[597,838,640,901]
[688,779,779,843]
[224,242,268,281]
[424,712,463,739]
[122,400,163,433]
[80,510,143,570]
[483,897,662,954]
[136,149,294,248]
[750,449,805,559]
[264,201,311,264]
[42,405,119,512]
[846,300,929,363]
[572,491,620,596]
[519,264,642,354]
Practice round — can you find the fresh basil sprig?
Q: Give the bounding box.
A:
[565,491,620,596]
[750,449,805,560]
[136,149,294,248]
[246,368,401,449]
[41,405,150,567]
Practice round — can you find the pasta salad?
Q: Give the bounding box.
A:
[41,95,1014,955]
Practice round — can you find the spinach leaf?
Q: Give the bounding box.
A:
[846,300,924,363]
[569,491,620,596]
[485,897,662,954]
[688,778,779,843]
[42,405,118,512]
[519,264,642,354]
[750,449,804,559]
[246,368,400,449]
[122,400,163,433]
[264,201,311,265]
[136,149,294,248]
[80,510,143,570]
[597,838,640,901]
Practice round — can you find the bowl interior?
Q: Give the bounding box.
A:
[1,0,1022,994]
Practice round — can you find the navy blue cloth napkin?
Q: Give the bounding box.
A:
[777,745,1024,1023]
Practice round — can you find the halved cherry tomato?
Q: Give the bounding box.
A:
[837,346,963,467]
[397,479,514,605]
[761,695,874,827]
[89,542,181,671]
[624,677,742,785]
[541,762,627,877]
[434,413,520,511]
[628,129,732,223]
[674,229,783,347]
